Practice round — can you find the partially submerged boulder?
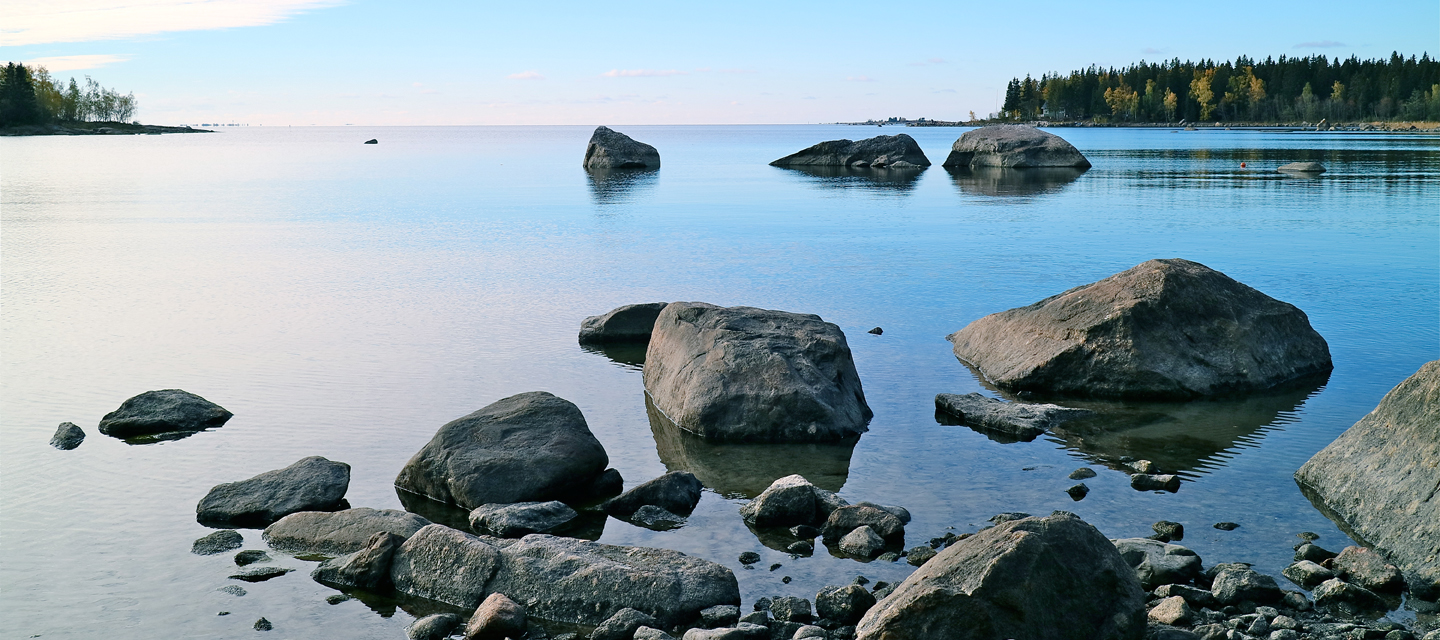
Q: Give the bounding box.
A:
[739,475,847,529]
[643,302,872,442]
[855,512,1145,640]
[468,501,578,537]
[1295,360,1440,577]
[604,471,704,518]
[585,126,660,169]
[49,422,85,450]
[311,531,403,589]
[97,389,232,438]
[394,392,612,510]
[263,507,430,555]
[197,456,351,527]
[770,134,931,168]
[580,302,669,344]
[1277,161,1326,173]
[941,125,1090,169]
[1112,538,1202,589]
[947,259,1333,399]
[934,393,1092,441]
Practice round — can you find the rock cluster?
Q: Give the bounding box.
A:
[770,134,931,168]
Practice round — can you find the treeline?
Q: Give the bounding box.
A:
[1001,52,1440,123]
[1,62,137,127]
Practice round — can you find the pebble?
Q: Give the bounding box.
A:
[867,327,883,335]
[769,563,782,572]
[254,617,272,631]
[1066,483,1089,500]
[1214,522,1240,531]
[234,550,270,566]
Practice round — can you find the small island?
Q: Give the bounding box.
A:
[0,62,208,136]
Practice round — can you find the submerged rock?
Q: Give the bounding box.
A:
[192,529,244,555]
[49,422,85,449]
[263,507,431,555]
[934,392,1092,440]
[394,392,611,510]
[631,505,686,529]
[234,550,269,566]
[1295,360,1440,578]
[584,126,660,169]
[644,302,872,442]
[947,259,1333,399]
[604,471,704,518]
[770,134,931,168]
[97,389,232,438]
[230,566,294,582]
[311,531,403,590]
[580,302,669,344]
[1276,161,1326,173]
[469,501,578,537]
[941,125,1090,168]
[1131,474,1181,492]
[855,512,1145,640]
[196,456,351,527]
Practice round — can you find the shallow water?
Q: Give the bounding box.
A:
[2,125,1437,639]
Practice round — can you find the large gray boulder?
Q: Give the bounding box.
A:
[585,126,660,169]
[643,302,872,442]
[263,507,430,555]
[580,303,669,344]
[855,512,1146,640]
[770,134,931,168]
[390,524,740,626]
[1111,538,1203,589]
[97,389,232,438]
[1295,360,1440,576]
[934,393,1093,440]
[941,125,1090,168]
[196,456,350,527]
[947,259,1333,399]
[394,392,611,510]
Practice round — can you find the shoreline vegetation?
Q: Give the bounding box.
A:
[0,62,207,136]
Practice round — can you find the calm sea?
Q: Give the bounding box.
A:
[2,125,1437,638]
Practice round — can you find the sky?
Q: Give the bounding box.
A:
[2,0,1436,125]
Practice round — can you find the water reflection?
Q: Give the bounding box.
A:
[585,168,658,205]
[646,395,855,498]
[946,167,1087,197]
[774,165,924,194]
[580,341,647,371]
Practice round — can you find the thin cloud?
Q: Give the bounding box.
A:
[601,69,687,77]
[1142,47,1165,54]
[507,70,544,80]
[1294,40,1346,48]
[847,75,877,82]
[24,53,128,71]
[2,0,344,47]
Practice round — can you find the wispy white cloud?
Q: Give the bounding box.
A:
[601,69,687,77]
[1294,40,1346,48]
[846,75,876,82]
[24,53,129,71]
[507,70,544,80]
[1,0,344,47]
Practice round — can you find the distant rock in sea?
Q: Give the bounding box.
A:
[941,125,1090,168]
[771,134,930,168]
[364,139,378,144]
[584,126,660,169]
[1277,161,1325,173]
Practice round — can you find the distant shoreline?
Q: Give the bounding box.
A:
[0,121,213,137]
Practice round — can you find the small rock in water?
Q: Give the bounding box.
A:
[787,540,814,555]
[1297,532,1320,541]
[1130,474,1180,492]
[1213,522,1240,531]
[1294,542,1338,563]
[218,611,230,615]
[1068,467,1097,480]
[1128,460,1158,474]
[769,563,783,572]
[325,594,352,605]
[906,546,937,566]
[254,617,272,631]
[363,139,378,144]
[49,422,85,449]
[738,551,761,565]
[229,566,294,582]
[97,389,233,438]
[1066,483,1089,500]
[782,576,792,584]
[1152,521,1184,542]
[753,597,771,611]
[219,585,247,596]
[853,575,869,585]
[876,551,901,562]
[839,525,886,558]
[234,550,270,566]
[193,530,244,555]
[867,327,883,335]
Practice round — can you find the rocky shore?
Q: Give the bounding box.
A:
[0,121,211,136]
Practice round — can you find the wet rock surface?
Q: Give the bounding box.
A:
[1113,538,1203,589]
[934,392,1093,440]
[941,125,1091,168]
[263,507,431,555]
[1277,161,1326,173]
[770,134,931,168]
[97,389,232,438]
[406,613,462,640]
[196,456,351,527]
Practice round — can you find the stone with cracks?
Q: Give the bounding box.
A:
[468,501,578,538]
[604,471,704,518]
[644,302,871,442]
[770,134,931,168]
[311,531,404,590]
[1112,538,1203,589]
[855,512,1146,640]
[1311,578,1388,614]
[941,125,1091,168]
[263,507,431,555]
[97,389,232,438]
[197,456,350,527]
[394,392,610,510]
[1295,361,1440,578]
[389,524,504,609]
[584,126,660,169]
[934,393,1092,440]
[580,303,670,344]
[947,259,1333,400]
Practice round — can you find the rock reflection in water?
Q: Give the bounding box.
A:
[585,168,658,205]
[947,166,1086,197]
[579,341,647,371]
[646,395,855,499]
[394,488,606,541]
[774,165,924,193]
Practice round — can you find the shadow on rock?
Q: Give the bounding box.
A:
[647,395,855,498]
[579,341,647,371]
[774,165,924,193]
[946,166,1086,197]
[585,168,658,205]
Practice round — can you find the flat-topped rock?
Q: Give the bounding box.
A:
[934,393,1092,440]
[263,507,430,555]
[948,259,1333,399]
[197,456,351,527]
[1277,161,1326,173]
[644,302,871,442]
[770,134,931,168]
[468,501,578,537]
[97,389,232,438]
[1296,360,1440,577]
[394,392,612,510]
[585,126,660,169]
[580,302,669,344]
[941,125,1090,168]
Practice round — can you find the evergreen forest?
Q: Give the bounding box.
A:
[1,62,137,127]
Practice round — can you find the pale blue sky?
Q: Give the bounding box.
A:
[4,0,1435,125]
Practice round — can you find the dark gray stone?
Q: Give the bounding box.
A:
[1276,162,1326,173]
[1293,543,1338,564]
[49,422,85,449]
[947,259,1333,400]
[192,529,244,555]
[770,134,931,168]
[1112,538,1203,589]
[839,526,886,558]
[1296,361,1440,579]
[1067,483,1090,500]
[989,512,1031,524]
[605,471,704,518]
[311,531,403,589]
[700,605,740,628]
[632,505,687,529]
[196,456,350,527]
[739,551,761,565]
[234,550,269,566]
[771,597,812,623]
[1152,522,1184,542]
[469,501,578,537]
[219,584,247,596]
[230,566,293,582]
[935,393,1093,440]
[1213,522,1239,531]
[941,125,1090,168]
[585,126,661,169]
[1131,474,1181,492]
[1407,566,1440,601]
[407,613,462,640]
[592,608,658,640]
[389,524,503,609]
[634,626,676,640]
[1281,560,1335,588]
[906,546,937,566]
[740,475,834,528]
[1211,567,1282,605]
[644,303,872,442]
[855,512,1146,640]
[394,392,610,510]
[1332,546,1406,593]
[822,506,904,544]
[1070,467,1098,480]
[263,507,431,555]
[1311,578,1388,614]
[466,592,527,640]
[853,502,910,525]
[580,303,669,344]
[786,540,813,555]
[816,584,875,625]
[254,617,272,631]
[97,389,232,438]
[1153,584,1216,609]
